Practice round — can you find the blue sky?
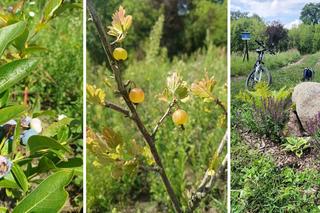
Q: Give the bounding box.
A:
[231,0,320,29]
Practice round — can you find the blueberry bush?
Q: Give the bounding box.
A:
[0,0,82,212]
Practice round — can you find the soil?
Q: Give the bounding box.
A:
[237,128,320,171]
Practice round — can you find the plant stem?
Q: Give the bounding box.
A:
[87,1,182,212]
[152,99,177,138]
[105,101,131,118]
[215,98,227,117]
[187,153,228,212]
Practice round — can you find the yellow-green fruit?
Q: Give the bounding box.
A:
[129,88,145,103]
[172,109,188,125]
[113,47,128,61]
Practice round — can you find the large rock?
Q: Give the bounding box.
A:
[292,82,320,131]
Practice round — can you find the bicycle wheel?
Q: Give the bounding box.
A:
[245,66,272,90]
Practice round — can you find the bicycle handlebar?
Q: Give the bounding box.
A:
[255,40,276,55]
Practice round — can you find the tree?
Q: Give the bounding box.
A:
[231,15,266,52]
[265,21,289,51]
[300,3,320,25]
[231,10,248,20]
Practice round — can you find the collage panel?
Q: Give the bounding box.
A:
[86,0,228,212]
[0,0,83,212]
[231,1,320,212]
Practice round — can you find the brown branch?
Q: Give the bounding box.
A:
[87,1,182,212]
[187,153,228,212]
[105,101,131,118]
[215,98,227,117]
[152,99,177,138]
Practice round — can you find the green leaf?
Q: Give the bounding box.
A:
[28,135,70,154]
[54,3,82,16]
[11,163,28,192]
[0,178,19,189]
[42,0,63,22]
[13,170,74,213]
[12,120,21,155]
[0,21,26,57]
[0,105,25,124]
[0,90,9,108]
[43,118,74,137]
[0,59,38,94]
[56,158,82,168]
[0,206,8,213]
[14,28,29,51]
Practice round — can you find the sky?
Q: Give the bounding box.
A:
[231,0,320,29]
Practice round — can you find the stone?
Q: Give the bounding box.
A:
[292,82,320,131]
[283,110,304,137]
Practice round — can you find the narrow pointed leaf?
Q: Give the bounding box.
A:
[28,135,70,154]
[0,21,26,57]
[13,170,74,213]
[0,105,25,125]
[0,59,38,94]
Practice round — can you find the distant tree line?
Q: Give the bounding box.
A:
[87,0,227,64]
[231,2,320,54]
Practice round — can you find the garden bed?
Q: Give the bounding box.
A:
[237,128,320,171]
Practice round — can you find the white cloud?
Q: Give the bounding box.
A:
[284,19,302,29]
[236,0,309,18]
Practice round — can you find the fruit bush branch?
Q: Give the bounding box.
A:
[87,1,182,212]
[152,99,177,138]
[105,101,131,119]
[187,132,228,212]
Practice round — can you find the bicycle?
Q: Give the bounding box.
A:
[245,40,275,90]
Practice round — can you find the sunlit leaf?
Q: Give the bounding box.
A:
[191,73,216,99]
[107,6,132,43]
[86,84,106,105]
[12,170,74,213]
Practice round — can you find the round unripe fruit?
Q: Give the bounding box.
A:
[172,109,188,125]
[113,47,128,61]
[129,88,145,104]
[30,118,42,133]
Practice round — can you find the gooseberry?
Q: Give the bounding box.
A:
[129,88,145,104]
[172,109,188,125]
[113,47,128,61]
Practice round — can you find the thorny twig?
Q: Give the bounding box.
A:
[105,101,131,119]
[187,152,228,212]
[152,99,177,138]
[87,1,182,212]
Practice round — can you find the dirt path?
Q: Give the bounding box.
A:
[237,128,320,171]
[280,55,307,71]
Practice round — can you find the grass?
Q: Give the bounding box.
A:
[231,49,301,77]
[87,44,227,212]
[231,51,320,94]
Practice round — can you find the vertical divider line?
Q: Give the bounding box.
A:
[227,0,231,212]
[83,0,87,212]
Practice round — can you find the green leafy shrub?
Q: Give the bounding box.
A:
[0,1,82,211]
[236,83,292,142]
[282,137,311,158]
